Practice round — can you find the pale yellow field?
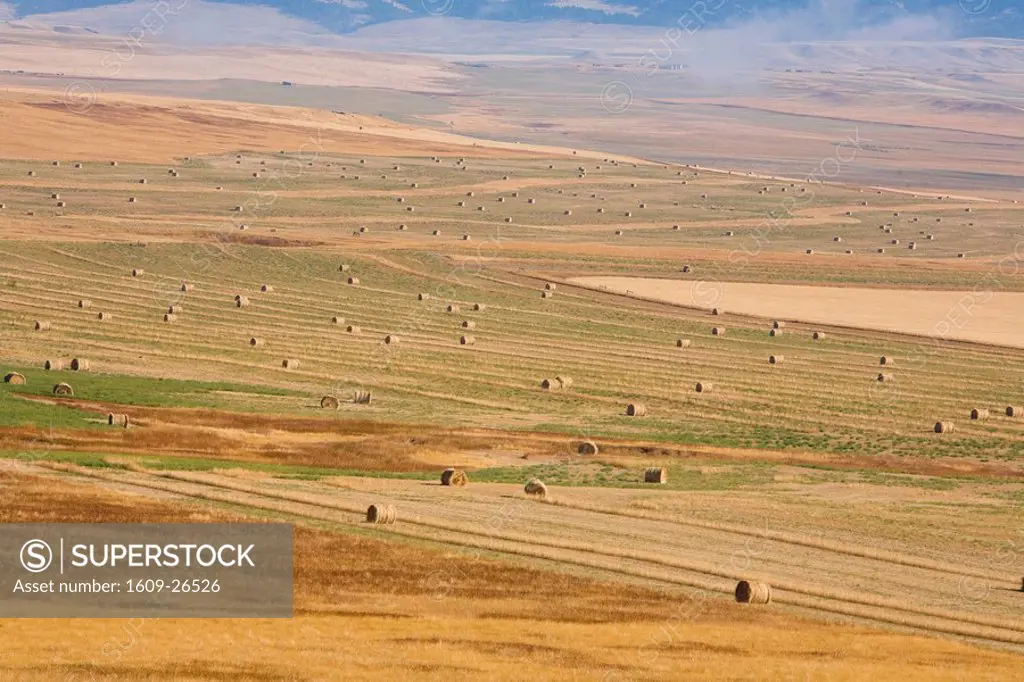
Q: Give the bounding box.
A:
[571,276,1024,349]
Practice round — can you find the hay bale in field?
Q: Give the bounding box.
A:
[347,277,360,285]
[879,356,892,366]
[769,329,781,337]
[545,283,557,291]
[462,234,471,241]
[772,320,786,329]
[97,312,111,321]
[167,305,181,315]
[35,320,51,331]
[711,308,721,316]
[935,421,954,433]
[812,331,825,340]
[681,265,691,273]
[805,249,815,255]
[528,198,536,204]
[624,211,632,217]
[877,248,886,254]
[472,303,485,311]
[163,313,175,323]
[107,413,129,428]
[711,327,724,336]
[555,376,573,390]
[260,284,273,293]
[321,395,340,409]
[614,230,623,236]
[359,226,370,234]
[695,382,713,393]
[74,163,82,169]
[447,304,460,313]
[564,210,572,216]
[236,296,250,307]
[441,469,468,487]
[644,467,667,484]
[398,224,408,231]
[249,337,263,347]
[27,170,35,176]
[541,290,553,298]
[282,359,299,369]
[433,229,442,236]
[384,335,399,345]
[416,293,431,302]
[524,479,548,498]
[353,390,372,404]
[769,355,784,365]
[339,264,351,272]
[53,382,74,396]
[180,282,193,292]
[460,335,475,346]
[1007,406,1022,418]
[578,440,599,456]
[735,580,772,604]
[51,193,60,199]
[958,253,965,259]
[461,320,476,329]
[626,402,647,417]
[970,408,990,420]
[70,358,89,371]
[331,316,343,325]
[366,504,397,524]
[44,359,64,370]
[347,325,361,334]
[78,299,90,309]
[877,373,894,382]
[4,372,26,385]
[676,339,691,348]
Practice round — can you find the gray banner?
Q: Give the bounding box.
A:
[0,523,293,618]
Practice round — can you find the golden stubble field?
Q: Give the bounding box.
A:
[1,87,1023,679]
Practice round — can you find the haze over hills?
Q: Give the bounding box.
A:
[1,0,1021,38]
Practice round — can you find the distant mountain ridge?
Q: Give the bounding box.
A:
[5,0,1022,38]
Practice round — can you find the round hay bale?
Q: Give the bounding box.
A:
[167,305,181,315]
[812,331,826,340]
[447,305,460,313]
[236,296,250,308]
[676,339,691,348]
[27,170,35,176]
[540,378,556,390]
[578,440,599,456]
[935,421,954,433]
[879,356,892,366]
[644,467,667,484]
[163,313,175,323]
[461,234,471,241]
[353,390,372,404]
[695,382,713,393]
[735,580,772,604]
[1007,406,1022,418]
[35,320,51,331]
[416,293,431,301]
[459,335,475,346]
[51,193,60,199]
[472,303,485,311]
[44,359,64,371]
[321,395,340,410]
[614,230,623,236]
[877,248,886,253]
[70,358,89,372]
[958,253,965,258]
[528,198,536,204]
[711,327,724,336]
[131,268,144,277]
[4,372,26,385]
[555,376,573,390]
[366,504,397,524]
[769,355,784,364]
[339,264,351,272]
[441,469,468,487]
[260,284,273,293]
[970,408,990,421]
[564,210,572,216]
[805,249,814,255]
[53,382,74,396]
[107,413,129,428]
[282,359,299,369]
[877,373,894,382]
[432,229,442,236]
[772,320,786,329]
[461,320,476,329]
[180,282,194,292]
[833,236,842,243]
[347,277,360,285]
[249,337,263,347]
[769,328,781,337]
[347,325,361,334]
[524,479,548,498]
[545,283,557,291]
[384,335,399,345]
[541,291,553,298]
[398,224,408,231]
[626,402,647,417]
[97,312,110,321]
[711,308,721,316]
[78,299,91,309]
